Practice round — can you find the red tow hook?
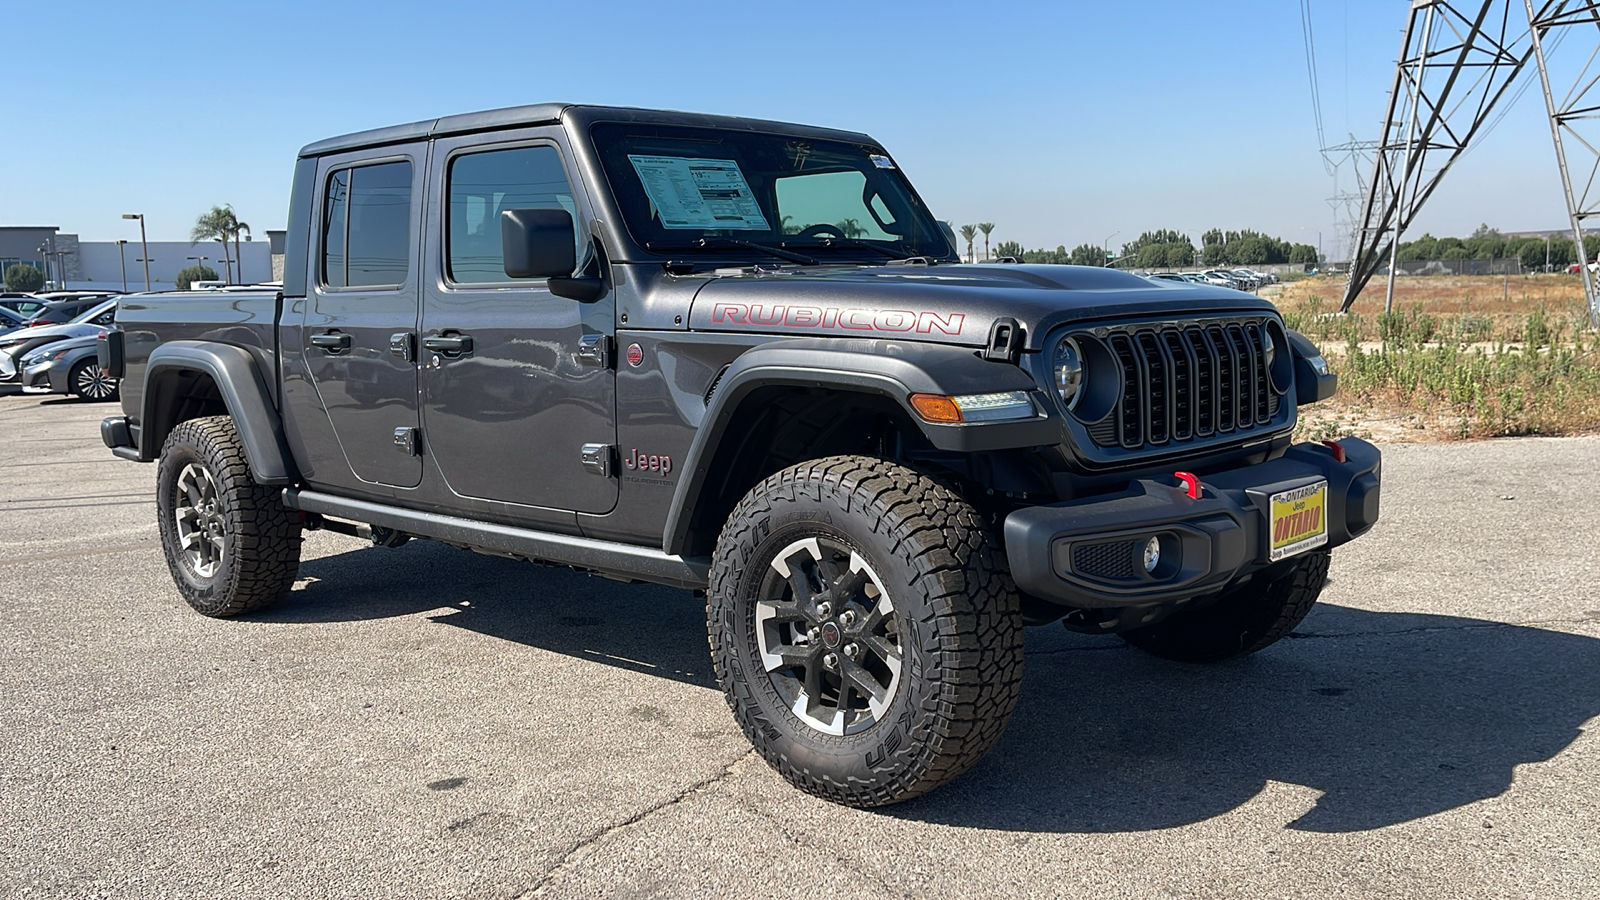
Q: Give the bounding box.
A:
[1174,471,1201,500]
[1320,439,1347,463]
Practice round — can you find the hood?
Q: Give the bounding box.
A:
[686,263,1278,350]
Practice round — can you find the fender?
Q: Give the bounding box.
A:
[1287,328,1338,405]
[661,338,1060,555]
[139,341,297,485]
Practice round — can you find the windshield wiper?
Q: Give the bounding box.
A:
[781,237,905,259]
[646,238,817,266]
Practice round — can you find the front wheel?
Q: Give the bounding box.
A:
[156,416,301,617]
[708,456,1024,808]
[1121,548,1331,663]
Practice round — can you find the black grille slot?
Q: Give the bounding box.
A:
[1138,332,1169,445]
[1110,334,1143,449]
[1072,541,1138,580]
[1086,317,1284,453]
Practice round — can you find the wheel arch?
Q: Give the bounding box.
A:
[662,339,1058,557]
[138,341,297,485]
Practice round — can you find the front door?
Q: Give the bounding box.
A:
[419,129,617,514]
[303,145,426,488]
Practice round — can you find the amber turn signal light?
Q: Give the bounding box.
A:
[909,393,964,423]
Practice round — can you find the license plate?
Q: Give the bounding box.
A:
[1269,481,1328,561]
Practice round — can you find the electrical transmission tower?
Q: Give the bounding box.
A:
[1338,0,1600,328]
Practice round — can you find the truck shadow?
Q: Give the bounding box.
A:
[260,539,1600,834]
[896,602,1600,834]
[255,538,715,688]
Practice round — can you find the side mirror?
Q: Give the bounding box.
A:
[501,208,577,279]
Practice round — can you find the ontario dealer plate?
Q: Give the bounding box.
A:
[1269,481,1328,562]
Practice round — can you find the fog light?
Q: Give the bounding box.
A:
[1142,536,1161,573]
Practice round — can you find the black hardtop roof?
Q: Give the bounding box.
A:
[297,103,879,159]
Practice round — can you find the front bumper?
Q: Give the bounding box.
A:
[1005,438,1381,608]
[22,359,70,393]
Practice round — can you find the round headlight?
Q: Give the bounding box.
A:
[1053,337,1084,410]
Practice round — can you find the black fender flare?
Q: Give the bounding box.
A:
[1287,328,1338,405]
[661,338,1059,554]
[139,341,297,485]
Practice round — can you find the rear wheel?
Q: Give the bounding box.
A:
[1121,549,1331,663]
[68,359,119,402]
[708,456,1023,807]
[156,416,301,617]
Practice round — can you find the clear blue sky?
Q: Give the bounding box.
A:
[0,0,1577,259]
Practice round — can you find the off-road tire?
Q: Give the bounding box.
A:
[156,416,301,617]
[68,358,119,402]
[1121,548,1331,663]
[708,456,1024,808]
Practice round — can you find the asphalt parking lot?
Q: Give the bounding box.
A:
[3,388,1598,899]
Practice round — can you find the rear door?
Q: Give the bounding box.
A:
[303,145,426,488]
[418,128,617,514]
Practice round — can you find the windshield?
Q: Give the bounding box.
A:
[589,123,954,263]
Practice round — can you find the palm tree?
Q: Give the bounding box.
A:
[834,218,867,239]
[190,204,247,284]
[959,224,978,263]
[978,223,995,262]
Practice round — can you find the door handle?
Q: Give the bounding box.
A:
[310,332,351,351]
[423,334,473,354]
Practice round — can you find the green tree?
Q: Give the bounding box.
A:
[958,224,978,263]
[4,263,44,293]
[1069,243,1105,266]
[174,264,219,291]
[190,204,248,284]
[1122,229,1193,269]
[992,239,1025,260]
[977,222,995,261]
[1288,244,1318,266]
[1513,237,1548,270]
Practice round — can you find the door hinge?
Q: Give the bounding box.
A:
[580,442,614,476]
[576,333,612,368]
[394,426,419,456]
[389,332,415,362]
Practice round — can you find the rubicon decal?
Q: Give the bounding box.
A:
[711,302,965,335]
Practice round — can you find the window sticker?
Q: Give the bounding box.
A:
[869,154,896,169]
[627,155,771,230]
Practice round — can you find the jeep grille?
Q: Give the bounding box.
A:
[1083,317,1283,451]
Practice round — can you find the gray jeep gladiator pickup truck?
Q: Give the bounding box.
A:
[99,103,1380,808]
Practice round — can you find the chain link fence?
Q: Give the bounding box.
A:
[1381,258,1525,276]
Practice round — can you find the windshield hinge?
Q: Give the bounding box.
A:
[984,317,1024,363]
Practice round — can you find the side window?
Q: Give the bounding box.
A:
[447,145,576,283]
[774,170,894,240]
[322,160,413,289]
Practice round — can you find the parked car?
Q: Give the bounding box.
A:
[19,329,120,400]
[99,101,1377,810]
[0,300,119,384]
[0,294,47,317]
[0,306,26,337]
[25,296,114,328]
[1145,273,1189,284]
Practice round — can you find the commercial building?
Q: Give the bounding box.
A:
[0,226,278,292]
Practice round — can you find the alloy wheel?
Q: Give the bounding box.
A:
[74,364,118,400]
[174,463,225,579]
[755,536,904,736]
